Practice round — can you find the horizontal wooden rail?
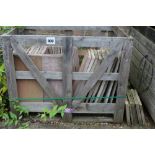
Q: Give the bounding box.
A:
[25,26,113,31]
[20,102,116,113]
[1,36,131,49]
[16,71,119,81]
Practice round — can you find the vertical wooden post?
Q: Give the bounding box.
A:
[114,39,133,123]
[62,30,73,122]
[2,37,18,112]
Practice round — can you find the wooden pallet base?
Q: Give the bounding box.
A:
[126,89,146,126]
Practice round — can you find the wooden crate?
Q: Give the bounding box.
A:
[1,27,133,123]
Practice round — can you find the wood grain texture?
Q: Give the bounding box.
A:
[114,39,133,123]
[75,49,119,104]
[2,37,18,112]
[14,55,43,102]
[25,26,112,31]
[74,50,92,96]
[3,35,128,49]
[113,26,155,121]
[20,101,116,113]
[126,89,146,126]
[10,37,62,105]
[134,26,155,43]
[131,28,155,53]
[125,100,131,125]
[62,36,73,122]
[16,71,119,81]
[42,55,63,98]
[1,33,133,122]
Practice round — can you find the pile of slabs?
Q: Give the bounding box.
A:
[73,48,121,104]
[126,89,146,126]
[26,45,79,71]
[26,45,63,54]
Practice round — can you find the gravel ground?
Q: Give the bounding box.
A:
[27,114,155,129]
[0,109,154,129]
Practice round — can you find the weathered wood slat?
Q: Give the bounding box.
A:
[20,102,116,113]
[112,27,129,37]
[75,49,119,103]
[134,26,155,43]
[72,103,116,113]
[25,26,112,31]
[132,46,155,67]
[73,116,113,123]
[130,62,145,89]
[130,72,155,121]
[114,39,133,123]
[129,104,134,125]
[2,37,18,112]
[42,52,63,99]
[130,54,155,89]
[132,89,146,125]
[73,37,125,49]
[92,50,109,103]
[131,48,155,90]
[72,50,94,94]
[131,28,155,53]
[131,52,152,78]
[133,37,155,60]
[127,90,138,125]
[135,101,143,125]
[62,36,73,122]
[16,71,119,81]
[85,50,103,103]
[74,50,93,96]
[125,100,131,125]
[109,82,118,103]
[94,57,114,103]
[104,57,121,103]
[10,37,61,105]
[85,50,99,103]
[3,35,129,48]
[15,55,44,102]
[126,89,146,126]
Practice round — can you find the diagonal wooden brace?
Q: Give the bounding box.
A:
[10,36,62,105]
[75,49,119,104]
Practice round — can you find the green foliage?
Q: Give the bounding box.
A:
[19,122,30,129]
[0,64,8,118]
[0,26,12,34]
[0,27,9,116]
[0,64,7,96]
[13,101,29,116]
[1,101,29,128]
[2,112,18,127]
[57,104,67,118]
[40,104,67,122]
[0,26,28,128]
[0,26,24,35]
[0,62,29,128]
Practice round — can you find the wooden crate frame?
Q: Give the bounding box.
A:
[8,26,115,36]
[1,33,133,123]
